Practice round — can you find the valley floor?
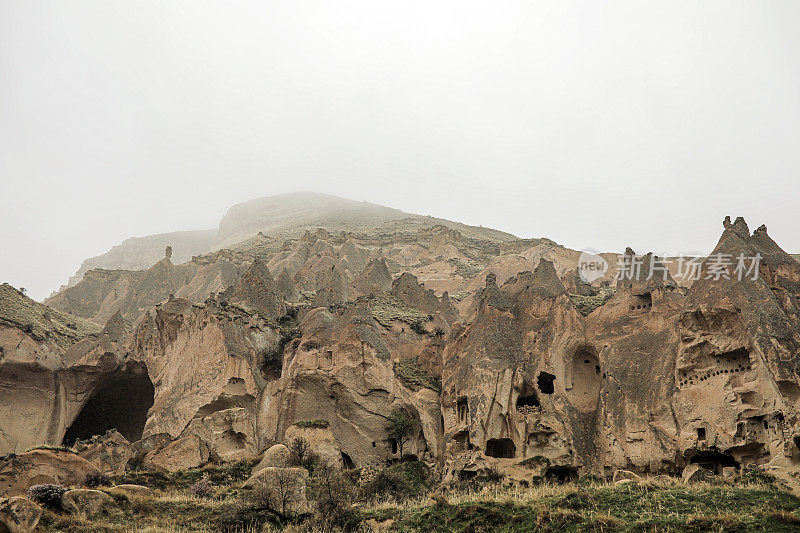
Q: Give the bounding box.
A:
[34,465,800,533]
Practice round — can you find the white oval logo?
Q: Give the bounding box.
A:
[578,250,608,283]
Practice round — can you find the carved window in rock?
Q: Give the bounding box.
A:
[567,347,602,411]
[453,430,471,452]
[516,381,540,414]
[320,349,333,370]
[457,397,469,424]
[485,438,516,458]
[537,372,556,394]
[341,451,356,469]
[630,292,652,311]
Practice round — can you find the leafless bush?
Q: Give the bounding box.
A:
[190,473,213,498]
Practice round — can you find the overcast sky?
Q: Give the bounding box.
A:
[2,1,799,300]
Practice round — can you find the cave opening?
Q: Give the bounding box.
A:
[457,397,469,423]
[690,449,739,475]
[630,292,652,311]
[544,466,579,484]
[516,381,540,412]
[62,362,154,446]
[485,438,516,458]
[453,430,472,452]
[341,451,355,469]
[537,372,556,394]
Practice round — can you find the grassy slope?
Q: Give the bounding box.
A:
[33,471,800,533]
[363,479,800,533]
[0,283,101,349]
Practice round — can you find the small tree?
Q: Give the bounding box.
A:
[386,408,414,462]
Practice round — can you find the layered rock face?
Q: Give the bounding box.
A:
[3,213,800,497]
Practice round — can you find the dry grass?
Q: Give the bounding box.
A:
[0,282,101,348]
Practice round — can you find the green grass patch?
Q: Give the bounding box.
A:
[569,286,616,316]
[115,460,255,491]
[364,481,800,532]
[293,419,330,429]
[447,258,484,280]
[394,357,441,392]
[367,293,430,329]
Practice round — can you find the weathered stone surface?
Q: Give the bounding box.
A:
[255,444,292,471]
[0,450,97,498]
[143,436,210,472]
[130,433,174,467]
[0,496,43,533]
[242,467,310,515]
[61,489,117,516]
[73,430,133,475]
[181,407,257,463]
[130,295,278,443]
[6,205,800,496]
[284,425,342,469]
[0,496,42,533]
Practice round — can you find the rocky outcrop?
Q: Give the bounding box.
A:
[0,496,43,533]
[143,435,210,472]
[72,430,133,475]
[0,288,150,455]
[6,205,800,494]
[60,489,117,517]
[129,295,280,443]
[0,450,98,498]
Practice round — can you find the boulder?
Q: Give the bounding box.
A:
[130,433,173,467]
[143,436,210,472]
[60,489,117,517]
[0,497,43,533]
[104,484,154,500]
[73,430,133,475]
[242,467,310,516]
[682,464,713,484]
[612,470,641,483]
[255,444,292,471]
[0,449,97,498]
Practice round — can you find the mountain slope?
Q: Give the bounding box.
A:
[57,192,516,293]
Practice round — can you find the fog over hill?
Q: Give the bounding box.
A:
[58,192,517,295]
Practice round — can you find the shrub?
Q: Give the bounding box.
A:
[363,461,431,501]
[293,419,329,429]
[308,461,359,531]
[190,473,213,498]
[28,484,66,510]
[83,471,112,488]
[288,437,320,474]
[409,321,428,335]
[385,408,414,461]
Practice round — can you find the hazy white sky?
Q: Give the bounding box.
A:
[2,1,799,300]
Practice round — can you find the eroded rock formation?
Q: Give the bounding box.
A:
[3,213,800,497]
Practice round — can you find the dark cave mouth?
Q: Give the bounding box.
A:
[62,362,155,446]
